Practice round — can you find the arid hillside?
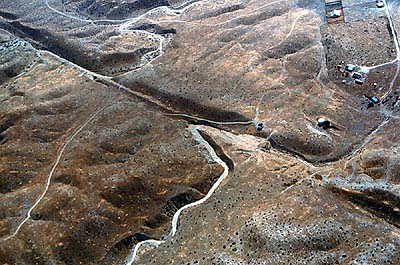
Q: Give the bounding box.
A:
[1,0,400,264]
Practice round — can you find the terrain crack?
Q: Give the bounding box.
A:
[198,130,234,171]
[332,187,400,229]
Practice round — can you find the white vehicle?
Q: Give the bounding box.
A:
[327,9,342,18]
[376,0,385,8]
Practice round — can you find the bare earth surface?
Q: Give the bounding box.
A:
[1,0,400,264]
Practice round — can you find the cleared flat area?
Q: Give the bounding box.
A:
[344,3,386,23]
[321,17,396,71]
[342,0,375,7]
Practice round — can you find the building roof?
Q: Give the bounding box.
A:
[371,96,380,103]
[345,64,356,71]
[352,72,363,79]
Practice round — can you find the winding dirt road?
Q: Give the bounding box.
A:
[0,104,110,242]
[125,125,230,264]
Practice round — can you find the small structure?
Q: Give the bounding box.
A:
[325,0,344,23]
[371,96,380,103]
[256,122,264,131]
[339,65,367,85]
[317,117,331,130]
[351,72,365,84]
[376,0,384,8]
[325,0,342,9]
[352,72,363,79]
[365,94,380,103]
[364,95,380,108]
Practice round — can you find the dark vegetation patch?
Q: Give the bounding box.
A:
[56,216,116,264]
[160,189,204,217]
[0,10,18,20]
[0,21,142,76]
[113,80,252,123]
[331,187,400,228]
[112,232,152,252]
[127,23,177,35]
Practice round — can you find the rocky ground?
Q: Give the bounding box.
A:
[1,0,400,264]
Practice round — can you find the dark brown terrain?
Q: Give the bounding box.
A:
[1,0,400,264]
